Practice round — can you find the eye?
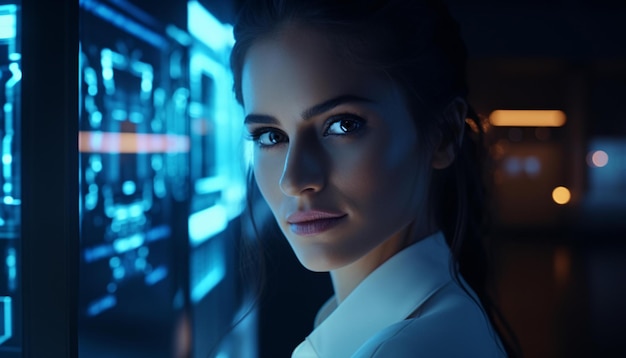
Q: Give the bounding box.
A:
[250,128,288,148]
[325,116,364,136]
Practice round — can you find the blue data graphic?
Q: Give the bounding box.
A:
[78,1,249,357]
[78,0,189,355]
[186,0,246,305]
[0,2,20,356]
[185,3,250,356]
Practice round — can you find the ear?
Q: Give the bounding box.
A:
[432,97,467,170]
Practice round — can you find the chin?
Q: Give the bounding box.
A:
[298,258,342,273]
[290,244,354,272]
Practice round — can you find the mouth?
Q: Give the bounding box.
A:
[286,210,347,236]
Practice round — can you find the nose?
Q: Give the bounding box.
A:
[279,136,326,197]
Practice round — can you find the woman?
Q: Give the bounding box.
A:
[231,0,519,356]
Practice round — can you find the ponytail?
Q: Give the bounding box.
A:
[440,105,523,357]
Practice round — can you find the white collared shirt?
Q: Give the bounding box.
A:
[291,231,506,358]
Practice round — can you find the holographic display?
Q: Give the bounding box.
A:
[78,0,189,355]
[78,0,249,357]
[0,3,20,356]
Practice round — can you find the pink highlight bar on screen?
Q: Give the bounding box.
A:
[79,131,191,153]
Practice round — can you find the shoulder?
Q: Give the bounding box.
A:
[352,283,506,358]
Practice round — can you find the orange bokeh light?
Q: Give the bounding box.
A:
[552,186,571,205]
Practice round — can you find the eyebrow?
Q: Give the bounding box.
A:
[244,94,373,125]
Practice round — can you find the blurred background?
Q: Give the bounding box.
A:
[1,0,625,357]
[448,1,626,357]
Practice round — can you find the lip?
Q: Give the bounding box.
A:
[287,210,346,224]
[286,210,347,236]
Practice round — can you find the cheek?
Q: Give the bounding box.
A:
[335,131,425,215]
[253,151,285,207]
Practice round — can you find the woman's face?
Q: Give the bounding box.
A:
[242,25,434,272]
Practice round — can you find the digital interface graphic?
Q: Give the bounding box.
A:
[78,0,248,356]
[0,2,20,356]
[78,2,186,354]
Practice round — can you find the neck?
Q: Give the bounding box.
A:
[330,221,437,304]
[330,239,400,303]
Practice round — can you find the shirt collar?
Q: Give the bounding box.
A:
[292,231,453,358]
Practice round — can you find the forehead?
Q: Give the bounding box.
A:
[241,24,397,115]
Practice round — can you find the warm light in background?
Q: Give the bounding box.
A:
[552,186,571,205]
[489,110,566,127]
[587,150,609,168]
